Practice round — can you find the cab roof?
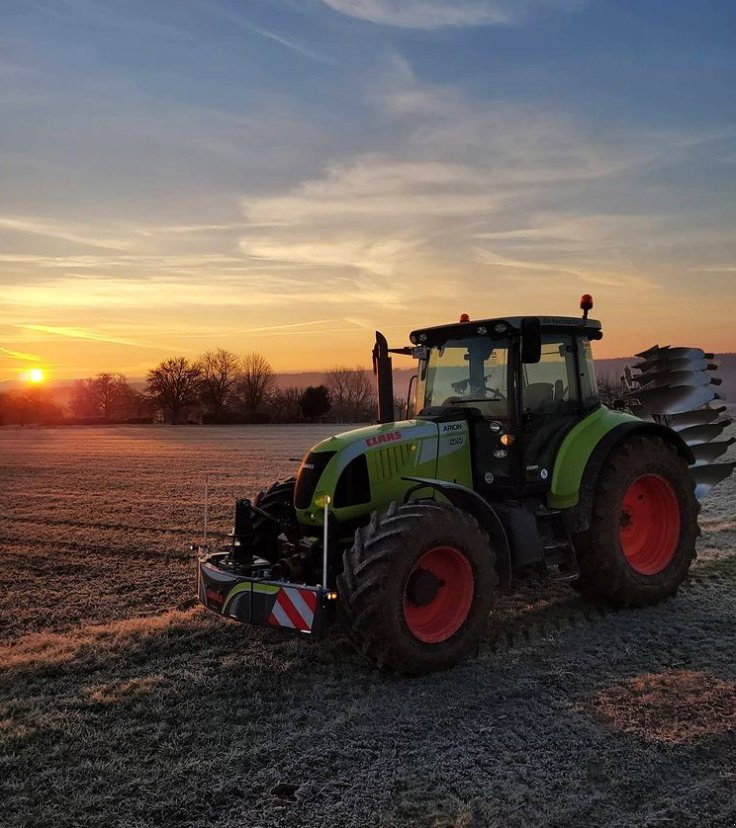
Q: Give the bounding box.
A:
[409,315,603,346]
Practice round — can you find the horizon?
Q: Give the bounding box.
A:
[3,350,735,390]
[2,1,736,382]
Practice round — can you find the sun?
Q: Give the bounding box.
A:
[28,368,45,383]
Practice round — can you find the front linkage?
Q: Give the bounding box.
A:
[197,496,335,636]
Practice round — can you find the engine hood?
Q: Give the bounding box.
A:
[294,418,473,527]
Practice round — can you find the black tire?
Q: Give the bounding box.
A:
[252,478,299,561]
[572,436,698,607]
[337,501,498,675]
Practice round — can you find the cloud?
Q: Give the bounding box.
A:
[0,216,130,251]
[223,59,736,330]
[175,319,339,339]
[320,0,582,29]
[4,271,406,313]
[239,156,497,276]
[133,223,245,236]
[473,247,655,290]
[18,325,149,348]
[690,265,736,273]
[0,346,42,362]
[232,68,690,287]
[210,7,337,64]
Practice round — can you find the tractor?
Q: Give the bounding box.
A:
[196,296,734,674]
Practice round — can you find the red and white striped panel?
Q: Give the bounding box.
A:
[268,587,317,632]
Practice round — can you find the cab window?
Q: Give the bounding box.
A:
[521,337,579,414]
[578,339,599,409]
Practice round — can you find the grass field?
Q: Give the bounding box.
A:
[2,424,735,828]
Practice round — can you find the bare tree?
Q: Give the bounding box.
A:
[115,384,149,420]
[146,357,202,424]
[269,386,304,423]
[70,379,98,418]
[326,366,375,422]
[70,373,135,420]
[0,388,63,426]
[237,353,275,422]
[199,348,240,422]
[94,373,131,419]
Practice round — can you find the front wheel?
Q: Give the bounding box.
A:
[572,436,698,607]
[337,501,498,675]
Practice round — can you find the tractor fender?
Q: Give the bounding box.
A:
[562,421,695,534]
[402,476,512,586]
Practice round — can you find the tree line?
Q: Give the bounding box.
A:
[0,349,379,426]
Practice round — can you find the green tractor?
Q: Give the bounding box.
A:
[197,296,734,674]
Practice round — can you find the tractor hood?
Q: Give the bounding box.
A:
[294,418,473,527]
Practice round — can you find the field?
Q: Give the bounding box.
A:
[2,423,736,828]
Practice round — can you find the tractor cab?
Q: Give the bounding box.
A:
[389,312,603,498]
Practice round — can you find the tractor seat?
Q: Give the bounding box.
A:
[523,382,554,412]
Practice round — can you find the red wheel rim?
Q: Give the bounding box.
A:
[403,546,474,643]
[619,474,680,575]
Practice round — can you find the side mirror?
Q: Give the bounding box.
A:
[521,317,542,364]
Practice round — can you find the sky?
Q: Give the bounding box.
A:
[1,0,735,381]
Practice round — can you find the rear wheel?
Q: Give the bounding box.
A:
[337,501,497,675]
[572,436,698,606]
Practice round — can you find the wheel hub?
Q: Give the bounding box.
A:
[406,567,444,607]
[403,546,475,644]
[619,473,680,575]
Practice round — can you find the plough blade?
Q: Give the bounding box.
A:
[635,384,717,415]
[629,344,734,500]
[692,462,736,500]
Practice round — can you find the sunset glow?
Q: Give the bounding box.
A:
[28,368,45,384]
[1,1,734,383]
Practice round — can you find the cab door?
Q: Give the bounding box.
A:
[520,335,581,487]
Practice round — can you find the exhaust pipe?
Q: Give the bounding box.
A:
[373,331,395,424]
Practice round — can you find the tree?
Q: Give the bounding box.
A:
[270,386,304,423]
[301,385,331,421]
[199,348,240,422]
[70,373,135,420]
[146,357,202,424]
[326,366,376,422]
[237,353,275,423]
[393,394,408,421]
[94,373,131,419]
[70,379,98,418]
[115,384,149,420]
[0,388,63,425]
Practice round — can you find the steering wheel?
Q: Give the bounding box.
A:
[441,387,505,405]
[483,386,505,400]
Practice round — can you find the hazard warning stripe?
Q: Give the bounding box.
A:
[279,590,310,630]
[270,599,296,629]
[268,587,317,632]
[288,587,316,621]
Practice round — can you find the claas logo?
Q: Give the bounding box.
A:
[366,431,401,448]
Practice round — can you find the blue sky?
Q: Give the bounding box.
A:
[1,0,735,378]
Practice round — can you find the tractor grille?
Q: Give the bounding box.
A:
[373,442,414,483]
[294,451,336,510]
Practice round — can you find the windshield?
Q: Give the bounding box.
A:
[416,338,509,419]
